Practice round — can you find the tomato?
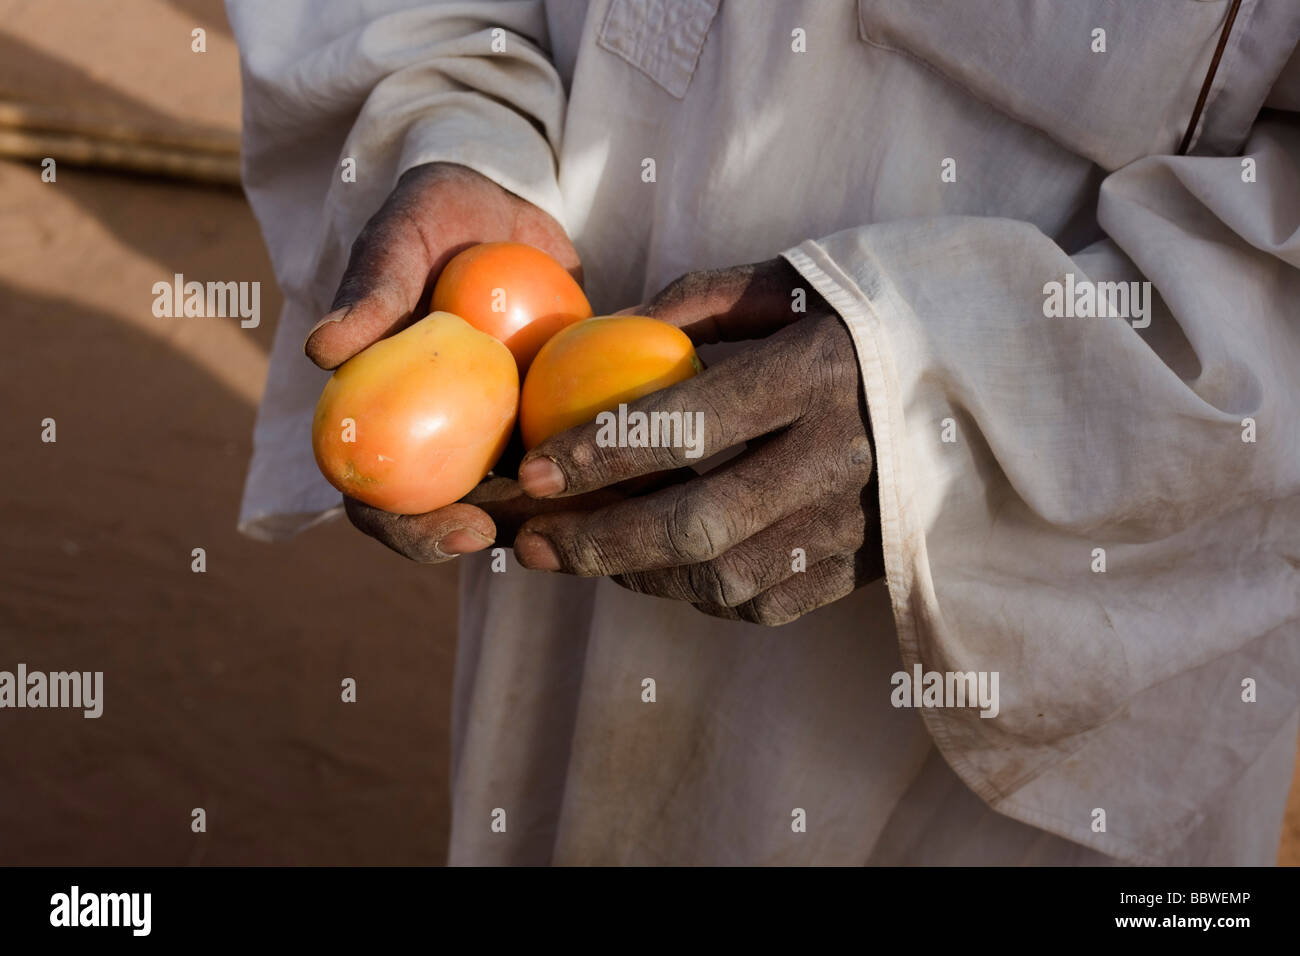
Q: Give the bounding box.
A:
[519,315,701,449]
[431,241,592,373]
[312,312,518,514]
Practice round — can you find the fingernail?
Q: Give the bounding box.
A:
[437,528,491,556]
[515,531,561,571]
[518,456,567,497]
[305,307,350,348]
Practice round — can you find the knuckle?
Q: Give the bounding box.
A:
[688,561,731,606]
[838,497,872,549]
[744,591,800,628]
[807,319,861,398]
[846,434,874,481]
[814,520,860,563]
[572,438,613,476]
[685,388,728,455]
[817,425,873,492]
[566,528,615,576]
[815,313,851,362]
[665,492,728,563]
[692,552,760,607]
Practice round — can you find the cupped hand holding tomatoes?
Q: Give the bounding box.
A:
[308,162,713,565]
[305,162,588,562]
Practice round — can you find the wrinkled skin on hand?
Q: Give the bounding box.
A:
[307,162,597,561]
[309,175,885,624]
[512,259,886,626]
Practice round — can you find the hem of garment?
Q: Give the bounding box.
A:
[780,239,1161,864]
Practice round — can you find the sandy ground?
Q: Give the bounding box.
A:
[0,158,458,865]
[0,0,457,865]
[0,0,1296,866]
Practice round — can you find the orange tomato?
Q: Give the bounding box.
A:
[431,241,592,373]
[519,315,701,449]
[312,312,518,514]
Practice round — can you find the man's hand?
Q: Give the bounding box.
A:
[307,162,582,563]
[512,259,885,626]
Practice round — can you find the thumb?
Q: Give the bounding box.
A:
[305,214,458,369]
[305,163,502,368]
[640,257,827,345]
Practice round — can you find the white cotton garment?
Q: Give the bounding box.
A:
[226,0,1300,864]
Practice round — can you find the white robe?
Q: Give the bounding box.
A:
[226,0,1300,864]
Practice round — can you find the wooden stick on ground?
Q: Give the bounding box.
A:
[0,99,242,186]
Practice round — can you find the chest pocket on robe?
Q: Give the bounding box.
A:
[597,0,720,99]
[858,0,1232,169]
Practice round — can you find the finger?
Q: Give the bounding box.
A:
[464,477,625,547]
[642,257,828,345]
[519,318,819,498]
[515,427,868,576]
[692,551,877,627]
[307,218,444,371]
[612,499,866,606]
[344,496,495,564]
[462,467,692,547]
[613,466,697,496]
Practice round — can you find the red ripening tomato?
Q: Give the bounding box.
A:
[311,312,518,515]
[431,241,592,373]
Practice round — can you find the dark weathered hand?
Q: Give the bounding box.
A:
[305,161,584,563]
[513,259,885,625]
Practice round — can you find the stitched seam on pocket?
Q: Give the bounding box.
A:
[597,0,719,99]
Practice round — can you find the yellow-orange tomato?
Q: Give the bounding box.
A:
[312,312,518,514]
[431,241,592,373]
[520,315,701,449]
